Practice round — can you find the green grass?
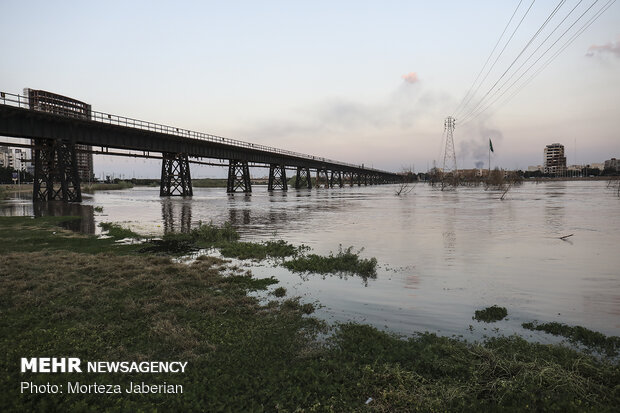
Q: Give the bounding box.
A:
[474,305,508,322]
[190,221,240,243]
[273,286,287,297]
[523,321,620,356]
[99,222,140,239]
[82,182,134,193]
[219,239,308,260]
[283,245,378,279]
[0,217,143,255]
[192,178,228,188]
[2,217,619,411]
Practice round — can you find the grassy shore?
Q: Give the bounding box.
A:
[192,178,228,188]
[1,217,619,412]
[1,183,33,195]
[82,182,134,193]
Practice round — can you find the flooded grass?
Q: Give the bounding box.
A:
[99,222,140,239]
[0,216,144,255]
[2,216,619,411]
[283,245,378,278]
[273,286,287,297]
[523,321,620,357]
[218,239,308,260]
[474,305,508,322]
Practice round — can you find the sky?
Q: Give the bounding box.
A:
[1,0,618,178]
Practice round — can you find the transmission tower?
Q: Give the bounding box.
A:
[442,116,458,178]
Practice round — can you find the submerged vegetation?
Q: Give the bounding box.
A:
[283,245,378,279]
[99,222,140,239]
[474,305,508,322]
[138,222,373,278]
[218,239,308,260]
[1,217,619,411]
[523,321,620,357]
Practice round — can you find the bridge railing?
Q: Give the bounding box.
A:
[0,90,391,174]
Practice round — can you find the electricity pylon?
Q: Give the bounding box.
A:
[442,116,458,182]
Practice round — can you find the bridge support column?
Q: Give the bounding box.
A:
[227,160,252,193]
[268,164,287,191]
[33,139,82,202]
[317,168,329,188]
[160,153,193,196]
[330,170,343,188]
[294,166,312,189]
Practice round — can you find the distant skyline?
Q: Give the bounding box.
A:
[1,0,618,178]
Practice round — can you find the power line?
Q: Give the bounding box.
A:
[459,0,571,124]
[455,0,537,120]
[494,0,616,114]
[461,0,612,125]
[460,0,588,124]
[453,0,524,118]
[465,0,584,120]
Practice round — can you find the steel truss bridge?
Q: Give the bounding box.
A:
[0,89,401,202]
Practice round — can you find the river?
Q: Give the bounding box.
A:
[2,180,619,339]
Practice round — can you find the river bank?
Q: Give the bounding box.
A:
[1,216,618,411]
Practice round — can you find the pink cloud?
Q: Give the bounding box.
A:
[402,72,419,84]
[585,39,620,58]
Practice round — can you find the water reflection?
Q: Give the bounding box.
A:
[2,182,619,337]
[33,201,95,234]
[161,200,192,233]
[229,208,251,225]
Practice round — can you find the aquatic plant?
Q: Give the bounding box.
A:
[191,221,240,243]
[273,286,287,297]
[283,245,378,278]
[522,321,620,356]
[219,240,307,260]
[99,222,140,239]
[474,305,508,322]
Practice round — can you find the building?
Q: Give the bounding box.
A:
[0,146,29,171]
[604,158,619,172]
[24,88,94,182]
[543,143,566,176]
[0,146,9,168]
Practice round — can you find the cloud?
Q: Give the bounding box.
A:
[233,82,451,146]
[401,72,419,84]
[585,39,620,58]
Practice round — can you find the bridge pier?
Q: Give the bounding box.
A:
[33,139,82,202]
[330,170,343,188]
[317,168,329,188]
[160,153,193,196]
[227,160,252,193]
[268,163,287,191]
[294,166,312,189]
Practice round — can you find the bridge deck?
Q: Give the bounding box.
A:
[0,91,397,178]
